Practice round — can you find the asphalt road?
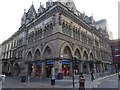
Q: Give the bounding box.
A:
[97,74,119,89]
[2,73,119,89]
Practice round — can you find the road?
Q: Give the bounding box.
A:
[97,74,119,88]
[1,73,119,90]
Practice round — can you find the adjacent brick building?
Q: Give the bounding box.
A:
[111,39,120,71]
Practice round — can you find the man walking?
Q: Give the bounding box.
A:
[90,69,95,81]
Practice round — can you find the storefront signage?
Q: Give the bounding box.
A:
[47,60,54,65]
[36,61,42,66]
[62,60,70,64]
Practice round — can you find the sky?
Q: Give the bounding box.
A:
[0,0,119,44]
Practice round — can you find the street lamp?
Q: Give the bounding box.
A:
[72,57,75,88]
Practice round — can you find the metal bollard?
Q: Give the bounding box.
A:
[27,76,30,83]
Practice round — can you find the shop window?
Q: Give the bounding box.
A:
[62,60,70,76]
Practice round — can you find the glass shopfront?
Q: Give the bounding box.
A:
[83,62,87,74]
[28,63,33,76]
[46,60,54,77]
[62,60,70,76]
[35,61,42,76]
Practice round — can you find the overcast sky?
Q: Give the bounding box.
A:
[0,0,119,44]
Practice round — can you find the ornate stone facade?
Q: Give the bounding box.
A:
[1,0,113,78]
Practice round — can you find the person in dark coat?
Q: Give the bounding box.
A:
[79,72,85,90]
[118,72,120,80]
[91,72,95,81]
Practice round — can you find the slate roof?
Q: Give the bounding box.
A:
[26,4,36,19]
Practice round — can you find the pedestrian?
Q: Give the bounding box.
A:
[1,74,6,84]
[118,72,120,80]
[91,72,95,81]
[79,72,85,90]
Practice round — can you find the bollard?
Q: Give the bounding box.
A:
[27,76,30,83]
[51,78,55,85]
[79,73,85,90]
[21,76,26,82]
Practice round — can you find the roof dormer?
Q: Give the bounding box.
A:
[38,2,45,14]
[46,0,54,9]
[21,9,27,25]
[26,4,36,21]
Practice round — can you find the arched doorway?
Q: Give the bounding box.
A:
[83,51,89,74]
[34,49,41,76]
[74,48,81,75]
[27,51,33,76]
[89,53,94,72]
[2,62,9,75]
[13,62,20,75]
[43,46,53,78]
[62,46,72,76]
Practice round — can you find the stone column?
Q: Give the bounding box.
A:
[87,62,90,74]
[9,63,14,74]
[103,63,105,72]
[100,63,103,73]
[25,63,28,76]
[80,62,83,73]
[42,28,44,38]
[80,31,82,41]
[94,63,97,73]
[71,29,74,38]
[70,62,73,76]
[107,64,109,73]
[57,61,62,74]
[41,62,46,78]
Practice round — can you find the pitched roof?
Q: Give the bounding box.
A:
[26,4,36,19]
[96,19,106,24]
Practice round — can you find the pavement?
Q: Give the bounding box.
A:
[1,72,118,89]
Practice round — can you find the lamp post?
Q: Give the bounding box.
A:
[72,57,75,88]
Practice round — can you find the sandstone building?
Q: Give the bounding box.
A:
[1,0,113,78]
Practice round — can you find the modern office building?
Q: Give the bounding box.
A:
[1,0,113,78]
[96,19,113,40]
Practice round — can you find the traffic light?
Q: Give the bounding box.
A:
[73,57,78,69]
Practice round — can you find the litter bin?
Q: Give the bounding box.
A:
[21,76,26,82]
[57,73,63,79]
[51,79,55,85]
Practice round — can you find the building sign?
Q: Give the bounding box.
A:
[46,60,54,65]
[36,61,42,66]
[62,60,70,64]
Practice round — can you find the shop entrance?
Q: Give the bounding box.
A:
[83,62,87,74]
[35,61,42,76]
[46,60,54,78]
[62,60,70,76]
[28,63,33,76]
